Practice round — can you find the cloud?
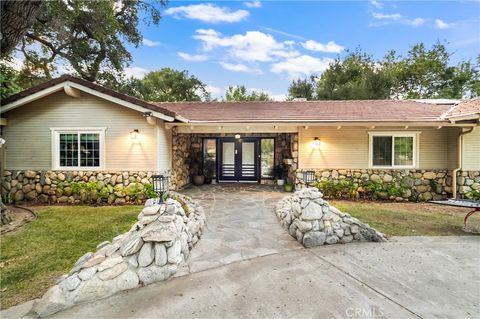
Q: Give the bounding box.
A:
[165,3,249,23]
[271,55,333,78]
[220,62,262,74]
[302,40,344,53]
[260,26,306,40]
[435,19,451,29]
[406,17,425,27]
[372,12,402,20]
[244,0,261,8]
[177,52,209,62]
[193,29,299,62]
[142,38,161,47]
[205,84,222,96]
[370,1,383,9]
[124,66,148,79]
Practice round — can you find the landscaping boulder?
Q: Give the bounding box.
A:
[32,192,206,317]
[276,187,387,247]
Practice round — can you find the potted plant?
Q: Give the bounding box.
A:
[204,160,215,184]
[191,158,205,186]
[274,165,285,186]
[284,181,293,192]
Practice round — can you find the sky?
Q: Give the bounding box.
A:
[124,0,480,100]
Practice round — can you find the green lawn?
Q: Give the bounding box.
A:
[0,205,140,309]
[331,200,479,236]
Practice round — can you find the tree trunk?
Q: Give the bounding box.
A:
[0,0,44,56]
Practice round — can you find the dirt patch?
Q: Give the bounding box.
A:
[1,206,38,234]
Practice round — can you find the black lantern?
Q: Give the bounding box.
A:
[303,170,316,187]
[151,175,169,203]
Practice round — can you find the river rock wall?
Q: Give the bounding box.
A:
[276,187,387,247]
[32,193,205,317]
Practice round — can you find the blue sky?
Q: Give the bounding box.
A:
[125,0,480,100]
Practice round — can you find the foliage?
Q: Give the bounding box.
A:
[316,49,394,100]
[312,178,411,201]
[287,75,317,100]
[113,68,210,102]
[0,60,23,100]
[0,205,140,308]
[291,43,479,100]
[465,190,480,200]
[225,85,272,101]
[16,0,166,81]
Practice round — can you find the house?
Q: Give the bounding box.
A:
[1,75,479,203]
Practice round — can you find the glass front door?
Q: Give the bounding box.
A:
[219,138,259,181]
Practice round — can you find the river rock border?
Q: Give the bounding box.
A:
[276,187,387,247]
[296,169,480,200]
[32,192,205,317]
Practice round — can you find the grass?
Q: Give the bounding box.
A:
[0,205,140,310]
[331,200,480,236]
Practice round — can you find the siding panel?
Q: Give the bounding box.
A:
[299,126,458,170]
[3,91,163,171]
[463,127,480,171]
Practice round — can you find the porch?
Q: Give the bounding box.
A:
[170,128,299,190]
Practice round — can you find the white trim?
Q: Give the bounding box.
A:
[51,127,106,171]
[1,81,175,122]
[368,131,420,169]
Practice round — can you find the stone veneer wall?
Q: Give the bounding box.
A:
[295,169,480,200]
[2,170,169,204]
[170,131,299,189]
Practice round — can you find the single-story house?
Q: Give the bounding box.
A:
[1,75,479,203]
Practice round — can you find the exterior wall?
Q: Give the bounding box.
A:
[463,126,480,171]
[170,131,297,190]
[2,91,170,172]
[298,126,461,170]
[295,169,480,200]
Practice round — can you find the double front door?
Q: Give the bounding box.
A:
[218,137,259,181]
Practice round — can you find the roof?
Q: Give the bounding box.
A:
[444,99,480,120]
[155,100,455,123]
[1,75,176,118]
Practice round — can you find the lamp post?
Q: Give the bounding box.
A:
[303,170,316,187]
[151,175,169,203]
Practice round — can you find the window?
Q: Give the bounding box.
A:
[52,128,105,169]
[260,138,275,178]
[369,133,417,168]
[202,139,217,178]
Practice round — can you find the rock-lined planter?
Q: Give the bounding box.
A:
[276,187,386,247]
[295,169,480,201]
[32,193,205,317]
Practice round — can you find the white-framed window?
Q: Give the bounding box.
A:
[51,128,106,170]
[368,132,419,169]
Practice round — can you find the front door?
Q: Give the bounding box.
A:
[218,137,259,181]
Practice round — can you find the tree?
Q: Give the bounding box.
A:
[315,50,394,100]
[115,68,210,102]
[0,0,44,56]
[225,85,271,101]
[287,75,317,100]
[17,0,165,82]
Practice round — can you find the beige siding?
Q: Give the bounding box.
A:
[3,91,170,171]
[299,126,460,170]
[463,126,480,171]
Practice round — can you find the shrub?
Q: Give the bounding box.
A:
[465,189,480,200]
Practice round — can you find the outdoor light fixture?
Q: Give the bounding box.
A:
[303,170,316,187]
[313,137,320,148]
[151,175,169,203]
[130,129,139,140]
[235,134,241,139]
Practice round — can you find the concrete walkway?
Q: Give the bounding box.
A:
[47,236,480,319]
[178,184,302,274]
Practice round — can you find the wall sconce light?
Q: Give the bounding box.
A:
[235,134,241,139]
[130,129,139,140]
[313,137,320,148]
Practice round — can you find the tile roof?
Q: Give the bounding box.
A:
[1,75,176,118]
[154,100,454,123]
[444,99,480,119]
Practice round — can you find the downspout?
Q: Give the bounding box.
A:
[452,127,475,199]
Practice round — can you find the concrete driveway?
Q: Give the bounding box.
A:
[48,236,480,319]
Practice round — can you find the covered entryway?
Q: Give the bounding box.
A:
[218,137,259,182]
